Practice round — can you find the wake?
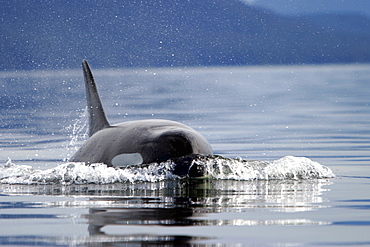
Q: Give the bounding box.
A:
[0,155,335,185]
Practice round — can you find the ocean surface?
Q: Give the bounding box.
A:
[0,64,369,246]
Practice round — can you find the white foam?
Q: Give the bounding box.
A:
[263,156,335,180]
[193,155,335,180]
[0,156,335,185]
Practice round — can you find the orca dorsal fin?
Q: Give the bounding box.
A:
[82,60,110,137]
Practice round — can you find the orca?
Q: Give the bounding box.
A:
[69,60,213,176]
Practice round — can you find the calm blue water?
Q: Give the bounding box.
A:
[0,64,369,246]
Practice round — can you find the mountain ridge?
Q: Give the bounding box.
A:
[1,0,369,70]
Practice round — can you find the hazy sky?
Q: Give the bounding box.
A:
[242,0,370,16]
